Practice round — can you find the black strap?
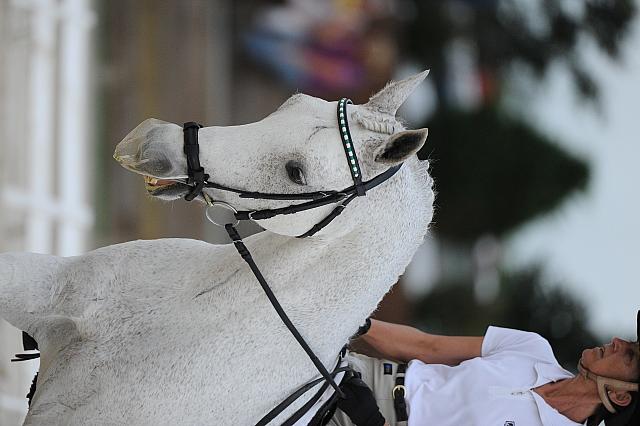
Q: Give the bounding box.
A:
[220,164,401,207]
[225,225,345,403]
[305,368,358,426]
[22,331,38,350]
[12,332,40,362]
[205,181,339,201]
[256,362,351,426]
[351,318,372,339]
[27,372,38,407]
[296,194,357,238]
[233,165,402,234]
[235,192,349,221]
[183,122,208,201]
[11,353,40,362]
[281,381,331,426]
[308,390,341,426]
[274,366,352,426]
[394,364,408,422]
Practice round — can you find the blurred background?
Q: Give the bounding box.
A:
[0,0,638,423]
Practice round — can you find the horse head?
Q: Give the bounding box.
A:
[114,71,430,238]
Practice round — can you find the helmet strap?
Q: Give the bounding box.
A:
[578,361,638,413]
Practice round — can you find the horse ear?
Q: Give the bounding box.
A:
[364,70,429,115]
[374,128,428,165]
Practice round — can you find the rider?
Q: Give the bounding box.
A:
[329,311,639,426]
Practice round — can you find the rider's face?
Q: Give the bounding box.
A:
[581,337,639,382]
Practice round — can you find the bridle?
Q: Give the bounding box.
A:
[182,98,402,238]
[181,98,403,425]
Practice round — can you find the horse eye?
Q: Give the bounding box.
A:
[286,161,307,185]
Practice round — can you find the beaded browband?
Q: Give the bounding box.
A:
[338,98,365,195]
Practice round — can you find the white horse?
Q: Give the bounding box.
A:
[0,71,434,425]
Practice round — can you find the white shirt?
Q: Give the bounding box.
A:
[404,326,584,426]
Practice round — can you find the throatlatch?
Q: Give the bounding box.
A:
[181,99,403,425]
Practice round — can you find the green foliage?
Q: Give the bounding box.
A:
[413,266,601,369]
[401,0,635,368]
[417,106,589,242]
[404,0,636,101]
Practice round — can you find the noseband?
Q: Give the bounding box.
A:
[182,99,402,425]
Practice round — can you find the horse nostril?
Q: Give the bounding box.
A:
[114,138,173,177]
[114,135,150,169]
[137,148,173,176]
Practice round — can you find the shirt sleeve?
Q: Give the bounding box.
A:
[481,326,556,362]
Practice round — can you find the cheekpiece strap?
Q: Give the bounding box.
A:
[183,122,208,202]
[337,99,366,196]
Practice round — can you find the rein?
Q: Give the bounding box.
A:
[182,98,401,425]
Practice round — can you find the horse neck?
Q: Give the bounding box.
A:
[246,161,432,349]
[321,162,432,318]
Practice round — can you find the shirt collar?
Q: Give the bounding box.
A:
[531,362,584,426]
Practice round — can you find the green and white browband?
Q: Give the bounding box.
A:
[338,98,363,185]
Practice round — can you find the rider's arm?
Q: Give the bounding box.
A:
[351,319,484,366]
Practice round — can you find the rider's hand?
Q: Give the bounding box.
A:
[336,374,386,426]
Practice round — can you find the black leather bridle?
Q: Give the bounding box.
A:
[182,98,402,425]
[182,98,402,238]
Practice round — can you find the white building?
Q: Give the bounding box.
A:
[0,0,95,423]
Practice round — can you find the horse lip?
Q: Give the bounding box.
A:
[144,176,178,187]
[147,183,177,193]
[146,181,190,197]
[140,173,191,197]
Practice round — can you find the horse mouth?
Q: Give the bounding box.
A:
[144,176,177,190]
[143,176,189,198]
